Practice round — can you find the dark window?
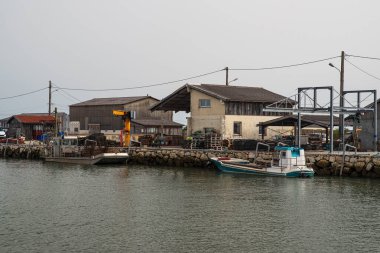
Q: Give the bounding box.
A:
[233,122,242,135]
[199,99,211,108]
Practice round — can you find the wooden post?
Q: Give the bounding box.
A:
[54,107,58,137]
[225,67,229,86]
[339,51,345,141]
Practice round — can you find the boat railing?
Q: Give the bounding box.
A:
[255,142,270,159]
[278,157,305,169]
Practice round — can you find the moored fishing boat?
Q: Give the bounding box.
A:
[44,136,128,165]
[210,145,314,178]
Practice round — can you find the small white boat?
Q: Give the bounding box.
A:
[210,144,314,178]
[44,136,129,165]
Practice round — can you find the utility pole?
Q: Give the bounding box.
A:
[54,107,58,137]
[339,51,345,142]
[49,80,52,115]
[225,67,229,86]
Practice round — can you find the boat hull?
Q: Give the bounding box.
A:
[211,158,314,178]
[44,153,129,165]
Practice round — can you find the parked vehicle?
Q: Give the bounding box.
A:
[0,128,6,138]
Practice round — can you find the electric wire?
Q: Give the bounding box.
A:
[230,56,340,71]
[57,69,225,91]
[345,58,380,82]
[52,84,82,102]
[0,87,48,100]
[346,54,380,61]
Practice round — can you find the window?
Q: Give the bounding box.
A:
[199,99,211,108]
[233,122,242,135]
[147,128,156,134]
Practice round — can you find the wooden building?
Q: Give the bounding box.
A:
[19,112,70,134]
[6,115,55,139]
[0,117,10,130]
[151,84,291,140]
[69,96,183,143]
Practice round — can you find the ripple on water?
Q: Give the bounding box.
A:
[0,160,380,252]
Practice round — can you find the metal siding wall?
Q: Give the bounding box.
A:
[70,105,124,131]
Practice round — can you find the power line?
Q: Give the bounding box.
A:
[230,56,340,71]
[57,69,225,91]
[0,87,48,100]
[346,54,380,61]
[52,84,81,102]
[345,58,380,82]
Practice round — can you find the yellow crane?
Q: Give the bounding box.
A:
[112,110,133,147]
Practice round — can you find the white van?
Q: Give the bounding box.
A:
[0,128,6,138]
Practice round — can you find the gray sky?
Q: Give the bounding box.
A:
[1,0,379,123]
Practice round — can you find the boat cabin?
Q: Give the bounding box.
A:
[273,146,306,167]
[51,136,79,157]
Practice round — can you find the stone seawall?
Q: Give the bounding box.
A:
[129,148,380,178]
[0,144,45,159]
[1,144,380,178]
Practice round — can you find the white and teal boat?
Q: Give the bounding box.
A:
[210,145,314,178]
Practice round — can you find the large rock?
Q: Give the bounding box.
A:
[373,158,380,167]
[366,162,374,172]
[316,159,330,168]
[354,161,366,172]
[307,156,315,163]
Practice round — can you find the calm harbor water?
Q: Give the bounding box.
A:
[0,159,380,253]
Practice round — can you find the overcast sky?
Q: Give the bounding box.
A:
[1,0,379,123]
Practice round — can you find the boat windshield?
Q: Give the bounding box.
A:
[62,138,78,146]
[291,149,300,157]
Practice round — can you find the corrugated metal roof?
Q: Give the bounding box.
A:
[70,96,157,107]
[132,119,183,127]
[13,115,56,124]
[191,84,287,103]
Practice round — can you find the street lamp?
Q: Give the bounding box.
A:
[329,63,340,73]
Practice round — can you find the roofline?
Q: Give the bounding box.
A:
[150,85,189,111]
[70,96,159,107]
[7,115,56,124]
[191,84,290,103]
[189,84,230,101]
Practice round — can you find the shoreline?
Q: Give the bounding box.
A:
[1,144,380,178]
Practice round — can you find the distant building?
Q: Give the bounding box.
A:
[20,112,69,134]
[69,96,183,143]
[7,115,55,139]
[0,117,10,130]
[151,84,290,139]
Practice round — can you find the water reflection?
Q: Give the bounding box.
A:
[0,160,380,252]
